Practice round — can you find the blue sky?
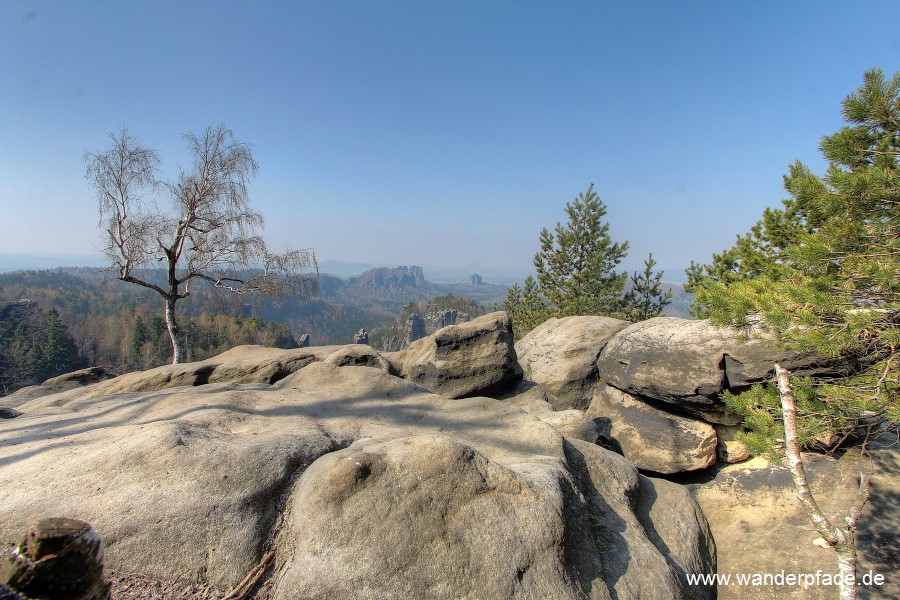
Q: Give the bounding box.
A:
[2,1,900,279]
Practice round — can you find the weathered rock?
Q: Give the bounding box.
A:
[404,314,426,345]
[3,367,117,404]
[324,345,397,375]
[713,424,751,464]
[391,311,522,398]
[503,382,600,443]
[0,409,21,419]
[692,448,899,599]
[566,440,717,600]
[515,316,629,410]
[0,361,716,597]
[0,517,110,600]
[596,317,849,424]
[587,384,717,474]
[81,345,325,398]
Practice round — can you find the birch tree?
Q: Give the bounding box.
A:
[85,125,318,364]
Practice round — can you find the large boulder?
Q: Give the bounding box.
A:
[515,316,629,410]
[390,311,522,398]
[595,317,849,425]
[587,384,717,474]
[0,360,716,598]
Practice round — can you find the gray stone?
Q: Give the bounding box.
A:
[515,315,629,410]
[324,345,397,375]
[0,360,716,597]
[391,311,522,398]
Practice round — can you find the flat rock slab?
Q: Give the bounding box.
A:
[691,449,899,600]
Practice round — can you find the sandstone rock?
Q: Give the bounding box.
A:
[692,448,899,599]
[502,382,600,443]
[713,424,751,464]
[0,408,21,419]
[42,367,115,388]
[81,345,325,398]
[391,311,522,398]
[566,440,716,600]
[595,317,847,424]
[404,314,426,345]
[0,517,110,600]
[0,361,716,597]
[324,344,397,375]
[587,384,717,474]
[516,316,630,410]
[3,367,117,404]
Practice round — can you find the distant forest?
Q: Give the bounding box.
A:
[0,265,691,396]
[0,266,511,394]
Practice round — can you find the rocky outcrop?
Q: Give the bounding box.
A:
[404,314,426,345]
[390,312,522,399]
[587,384,717,474]
[516,316,629,410]
[349,265,426,289]
[324,344,397,375]
[595,317,850,424]
[0,355,716,598]
[298,334,310,348]
[354,329,369,344]
[502,382,600,443]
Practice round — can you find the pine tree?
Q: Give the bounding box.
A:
[534,184,629,317]
[40,308,73,381]
[687,67,900,600]
[623,253,672,322]
[506,184,630,338]
[688,67,900,452]
[130,315,148,364]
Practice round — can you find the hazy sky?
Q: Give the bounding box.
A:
[2,1,900,277]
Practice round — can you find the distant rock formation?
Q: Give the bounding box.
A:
[470,273,483,285]
[298,334,310,348]
[353,329,369,344]
[348,266,425,290]
[403,314,426,345]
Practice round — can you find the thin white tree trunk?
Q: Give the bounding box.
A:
[775,363,869,600]
[165,297,184,364]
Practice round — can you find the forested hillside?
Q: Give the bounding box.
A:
[0,265,505,394]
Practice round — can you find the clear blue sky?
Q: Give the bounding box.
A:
[2,1,900,278]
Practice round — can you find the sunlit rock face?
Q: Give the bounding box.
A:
[0,330,715,599]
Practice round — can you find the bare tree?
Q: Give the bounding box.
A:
[85,125,318,364]
[775,363,870,600]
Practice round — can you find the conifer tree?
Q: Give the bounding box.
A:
[534,184,629,317]
[130,315,148,363]
[689,68,900,452]
[506,184,630,337]
[623,253,672,322]
[39,308,74,381]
